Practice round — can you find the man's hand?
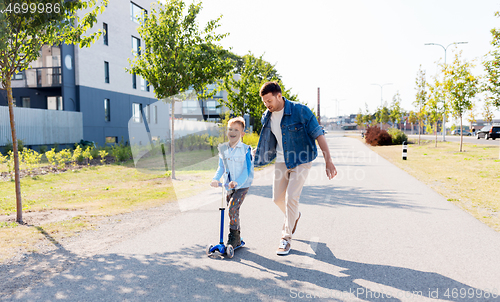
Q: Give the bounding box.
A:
[228,181,238,189]
[316,134,337,180]
[210,180,220,188]
[325,159,337,180]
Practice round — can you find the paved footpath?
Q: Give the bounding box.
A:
[4,133,500,301]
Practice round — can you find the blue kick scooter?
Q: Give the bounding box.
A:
[205,183,245,258]
[206,144,245,258]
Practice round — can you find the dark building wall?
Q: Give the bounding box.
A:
[78,85,157,146]
[61,44,78,112]
[0,87,62,109]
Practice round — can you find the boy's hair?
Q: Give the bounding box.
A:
[259,81,282,97]
[228,116,245,131]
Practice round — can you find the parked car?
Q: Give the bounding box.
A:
[451,129,472,136]
[476,125,500,140]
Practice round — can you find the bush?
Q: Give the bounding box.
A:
[111,144,132,162]
[242,132,259,148]
[364,126,392,146]
[3,139,24,154]
[387,128,408,145]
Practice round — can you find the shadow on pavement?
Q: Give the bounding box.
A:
[238,240,490,302]
[249,185,440,213]
[2,241,490,301]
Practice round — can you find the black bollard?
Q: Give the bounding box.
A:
[402,141,407,160]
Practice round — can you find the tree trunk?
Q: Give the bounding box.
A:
[418,119,421,145]
[6,79,23,223]
[460,114,463,152]
[171,101,175,179]
[435,121,438,148]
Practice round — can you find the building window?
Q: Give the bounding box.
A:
[12,71,23,80]
[132,103,142,123]
[153,105,157,124]
[140,77,149,91]
[104,98,110,122]
[182,100,200,115]
[206,100,217,111]
[132,36,140,56]
[104,61,109,83]
[132,73,137,89]
[144,105,150,123]
[206,83,223,98]
[47,96,63,110]
[22,97,30,108]
[103,23,108,45]
[106,137,117,144]
[130,2,146,24]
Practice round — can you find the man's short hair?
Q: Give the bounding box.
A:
[259,81,282,97]
[228,116,245,131]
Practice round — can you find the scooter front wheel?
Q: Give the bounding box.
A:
[206,244,214,256]
[226,245,234,258]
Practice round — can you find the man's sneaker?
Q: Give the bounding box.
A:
[227,229,241,247]
[292,212,301,234]
[276,239,291,255]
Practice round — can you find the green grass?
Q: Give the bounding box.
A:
[0,150,220,262]
[362,138,500,232]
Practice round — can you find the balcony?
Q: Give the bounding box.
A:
[25,67,62,88]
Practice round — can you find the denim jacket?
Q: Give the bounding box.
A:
[254,97,324,169]
[213,141,254,190]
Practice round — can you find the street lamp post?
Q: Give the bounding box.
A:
[371,83,392,129]
[424,42,468,142]
[332,99,346,128]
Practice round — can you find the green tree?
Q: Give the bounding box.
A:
[220,52,298,133]
[442,52,479,152]
[355,109,364,130]
[389,91,404,129]
[414,66,428,145]
[483,99,495,124]
[466,101,477,134]
[220,53,278,132]
[408,110,418,135]
[483,11,500,109]
[127,0,232,179]
[427,76,445,147]
[361,103,374,128]
[374,105,390,129]
[0,0,107,223]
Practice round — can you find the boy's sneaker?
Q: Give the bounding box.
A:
[227,229,241,247]
[292,212,301,234]
[276,239,291,255]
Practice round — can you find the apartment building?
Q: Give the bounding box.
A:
[1,1,162,147]
[0,1,237,148]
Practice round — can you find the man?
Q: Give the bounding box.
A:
[254,81,337,255]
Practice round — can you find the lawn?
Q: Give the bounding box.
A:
[359,137,500,232]
[0,149,219,262]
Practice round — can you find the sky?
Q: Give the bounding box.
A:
[197,0,500,120]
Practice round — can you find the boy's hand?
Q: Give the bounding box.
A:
[251,148,256,157]
[210,180,220,187]
[228,181,238,189]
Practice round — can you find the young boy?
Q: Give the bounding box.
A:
[211,117,254,248]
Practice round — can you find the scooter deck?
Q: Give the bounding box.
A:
[207,239,245,256]
[232,239,245,250]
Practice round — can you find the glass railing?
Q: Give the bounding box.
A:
[25,67,62,88]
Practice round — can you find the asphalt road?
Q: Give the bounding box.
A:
[5,133,500,301]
